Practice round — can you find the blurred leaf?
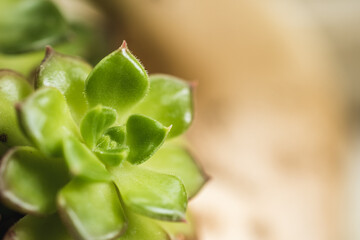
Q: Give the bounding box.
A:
[58,178,127,240]
[111,162,187,221]
[80,106,117,149]
[133,74,193,138]
[63,136,111,182]
[36,47,92,123]
[85,42,149,117]
[0,0,68,54]
[143,144,208,199]
[118,212,170,240]
[0,70,32,149]
[0,147,69,215]
[3,214,72,240]
[0,70,32,103]
[126,115,170,165]
[18,88,80,157]
[0,27,99,77]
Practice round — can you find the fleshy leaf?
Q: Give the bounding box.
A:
[3,214,72,240]
[85,42,149,117]
[0,0,67,54]
[0,147,69,215]
[143,144,208,199]
[80,106,117,149]
[132,74,193,138]
[118,212,170,240]
[0,70,32,149]
[18,87,80,157]
[0,70,32,103]
[111,162,187,221]
[58,178,127,240]
[63,136,111,181]
[36,47,92,123]
[126,115,170,165]
[94,126,128,167]
[155,211,196,240]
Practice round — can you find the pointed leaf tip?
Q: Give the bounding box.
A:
[120,40,128,50]
[44,46,54,58]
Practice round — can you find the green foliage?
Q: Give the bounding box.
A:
[0,43,207,239]
[0,0,102,76]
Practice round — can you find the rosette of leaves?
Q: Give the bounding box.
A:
[0,41,208,240]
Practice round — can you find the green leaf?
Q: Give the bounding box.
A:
[18,87,80,157]
[58,178,127,240]
[111,162,187,221]
[0,70,32,103]
[36,47,92,123]
[94,149,129,168]
[118,212,170,240]
[155,211,196,240]
[126,115,170,165]
[62,136,111,182]
[94,126,129,167]
[132,74,193,138]
[3,214,72,240]
[0,147,69,215]
[80,106,117,149]
[0,0,67,54]
[143,144,208,199]
[0,70,32,149]
[85,42,149,117]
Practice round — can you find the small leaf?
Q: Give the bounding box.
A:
[94,126,128,167]
[58,178,127,240]
[132,74,194,138]
[100,126,126,147]
[85,42,149,116]
[0,70,32,148]
[94,149,129,167]
[36,47,92,123]
[3,214,72,240]
[0,147,69,215]
[80,106,117,149]
[63,136,111,182]
[143,144,208,199]
[111,162,187,221]
[0,0,67,54]
[126,115,170,165]
[118,212,170,240]
[18,87,80,157]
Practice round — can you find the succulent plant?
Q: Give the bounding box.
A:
[0,42,208,239]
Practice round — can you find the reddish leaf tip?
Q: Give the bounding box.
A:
[189,81,198,90]
[120,40,128,50]
[45,45,54,57]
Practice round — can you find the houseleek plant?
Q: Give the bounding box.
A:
[0,41,208,239]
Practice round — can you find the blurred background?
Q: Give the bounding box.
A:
[2,0,360,239]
